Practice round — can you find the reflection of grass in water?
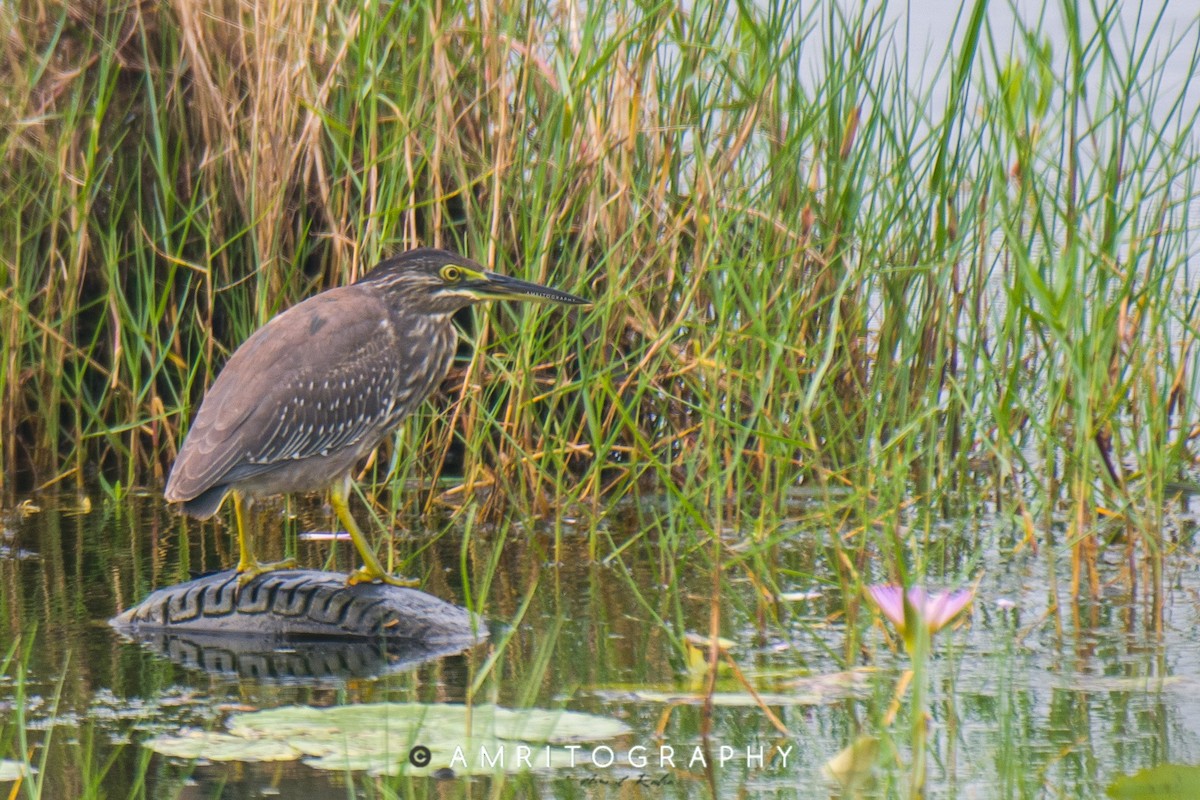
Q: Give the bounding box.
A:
[1,634,72,800]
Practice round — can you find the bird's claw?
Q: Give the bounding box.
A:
[346,566,419,588]
[235,558,298,586]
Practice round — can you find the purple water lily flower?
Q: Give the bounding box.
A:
[866,584,973,646]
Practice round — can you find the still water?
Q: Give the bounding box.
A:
[2,491,1198,798]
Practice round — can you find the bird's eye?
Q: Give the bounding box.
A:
[441,265,463,282]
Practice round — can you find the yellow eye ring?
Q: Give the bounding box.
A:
[441,265,462,282]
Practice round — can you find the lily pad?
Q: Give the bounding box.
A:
[303,735,589,776]
[627,669,872,707]
[145,703,631,776]
[782,669,875,697]
[629,690,833,706]
[145,730,301,761]
[823,735,878,792]
[1108,764,1200,798]
[591,667,874,707]
[1067,675,1184,694]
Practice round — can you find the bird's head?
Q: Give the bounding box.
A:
[358,248,588,316]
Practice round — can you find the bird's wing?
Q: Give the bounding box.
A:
[164,288,412,502]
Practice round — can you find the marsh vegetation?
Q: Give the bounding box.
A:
[1,0,1199,796]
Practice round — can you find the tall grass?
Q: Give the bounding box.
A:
[1,0,1197,578]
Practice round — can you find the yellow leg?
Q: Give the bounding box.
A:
[233,491,255,573]
[232,492,296,584]
[330,479,418,587]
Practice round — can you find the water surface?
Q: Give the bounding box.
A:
[2,492,1197,798]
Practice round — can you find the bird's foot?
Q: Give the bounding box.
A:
[346,566,419,588]
[235,558,298,587]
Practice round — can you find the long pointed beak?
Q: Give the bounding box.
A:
[470,272,589,305]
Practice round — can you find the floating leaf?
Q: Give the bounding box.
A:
[630,690,840,706]
[144,703,630,776]
[782,669,874,697]
[1066,676,1184,694]
[623,668,873,706]
[683,632,737,652]
[144,730,301,761]
[304,735,588,776]
[228,703,629,744]
[822,735,878,792]
[777,591,822,602]
[1107,764,1200,798]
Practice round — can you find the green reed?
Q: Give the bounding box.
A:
[0,0,1197,598]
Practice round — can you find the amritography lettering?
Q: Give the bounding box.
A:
[445,743,795,771]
